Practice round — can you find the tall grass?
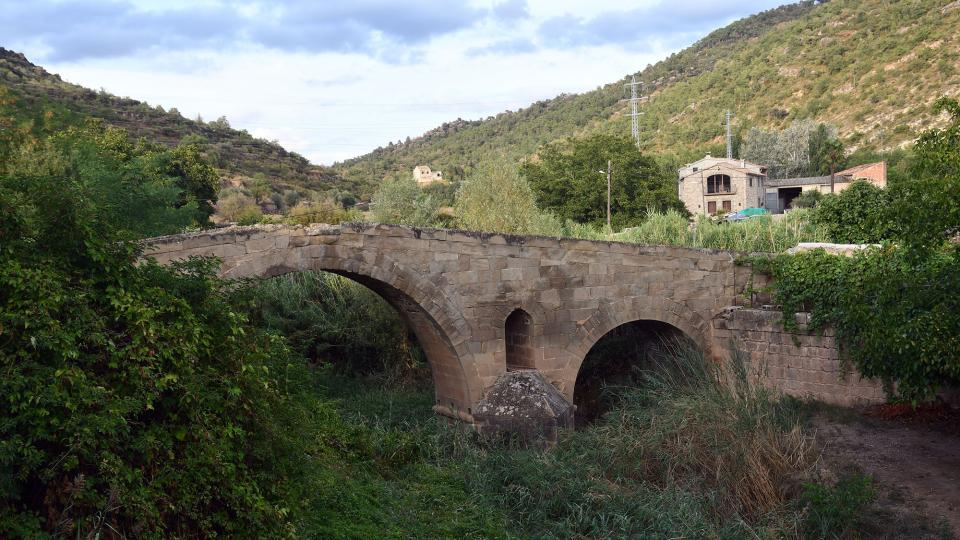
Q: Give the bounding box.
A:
[612,208,830,252]
[437,343,818,538]
[242,271,427,383]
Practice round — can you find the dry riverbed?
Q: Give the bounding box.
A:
[812,404,960,539]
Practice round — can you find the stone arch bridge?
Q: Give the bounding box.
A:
[144,223,873,431]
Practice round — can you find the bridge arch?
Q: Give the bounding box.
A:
[154,237,480,421]
[561,298,711,406]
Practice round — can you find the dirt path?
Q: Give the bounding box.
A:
[814,412,960,538]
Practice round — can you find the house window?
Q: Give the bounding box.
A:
[707,201,717,214]
[722,200,732,212]
[706,174,731,194]
[505,309,534,370]
[749,177,753,187]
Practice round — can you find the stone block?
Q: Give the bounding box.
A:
[501,267,523,281]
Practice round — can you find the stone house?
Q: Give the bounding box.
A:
[679,156,888,215]
[763,161,887,213]
[677,154,768,215]
[413,165,444,186]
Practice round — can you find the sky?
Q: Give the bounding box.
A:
[1,0,788,165]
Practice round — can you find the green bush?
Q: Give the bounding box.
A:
[240,272,427,383]
[801,473,875,539]
[370,173,440,227]
[791,189,823,209]
[453,159,544,234]
[286,199,360,225]
[812,181,895,243]
[0,123,340,538]
[763,247,960,401]
[216,192,263,224]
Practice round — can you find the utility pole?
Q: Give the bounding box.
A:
[606,159,612,229]
[725,110,733,159]
[624,76,647,149]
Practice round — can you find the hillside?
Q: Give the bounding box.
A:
[335,0,960,185]
[0,48,352,196]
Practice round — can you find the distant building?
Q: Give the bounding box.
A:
[678,155,888,215]
[413,165,444,186]
[677,154,768,215]
[763,162,887,213]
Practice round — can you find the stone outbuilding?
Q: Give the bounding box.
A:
[413,165,444,186]
[764,161,887,213]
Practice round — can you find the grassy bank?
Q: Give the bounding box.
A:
[297,343,878,539]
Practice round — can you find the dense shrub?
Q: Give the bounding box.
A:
[454,160,556,234]
[790,189,822,209]
[762,247,960,401]
[812,181,895,243]
[216,192,263,224]
[286,199,360,225]
[0,125,332,537]
[240,272,427,383]
[370,173,441,226]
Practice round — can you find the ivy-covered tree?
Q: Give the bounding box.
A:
[769,98,960,402]
[521,134,684,230]
[887,97,960,250]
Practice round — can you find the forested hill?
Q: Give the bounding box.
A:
[334,0,960,185]
[0,48,350,195]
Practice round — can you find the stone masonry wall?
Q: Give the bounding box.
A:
[144,223,747,420]
[712,307,885,406]
[144,223,884,426]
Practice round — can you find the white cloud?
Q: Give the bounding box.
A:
[9,0,789,165]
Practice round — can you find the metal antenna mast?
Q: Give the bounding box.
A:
[624,76,647,148]
[725,110,733,159]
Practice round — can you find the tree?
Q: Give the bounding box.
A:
[152,143,220,222]
[741,127,781,175]
[454,160,543,234]
[3,121,202,238]
[0,125,316,537]
[808,123,846,178]
[742,120,842,179]
[209,115,231,130]
[247,173,272,204]
[885,97,960,251]
[521,134,684,229]
[370,173,439,226]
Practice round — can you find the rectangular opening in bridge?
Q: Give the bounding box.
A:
[505,309,535,371]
